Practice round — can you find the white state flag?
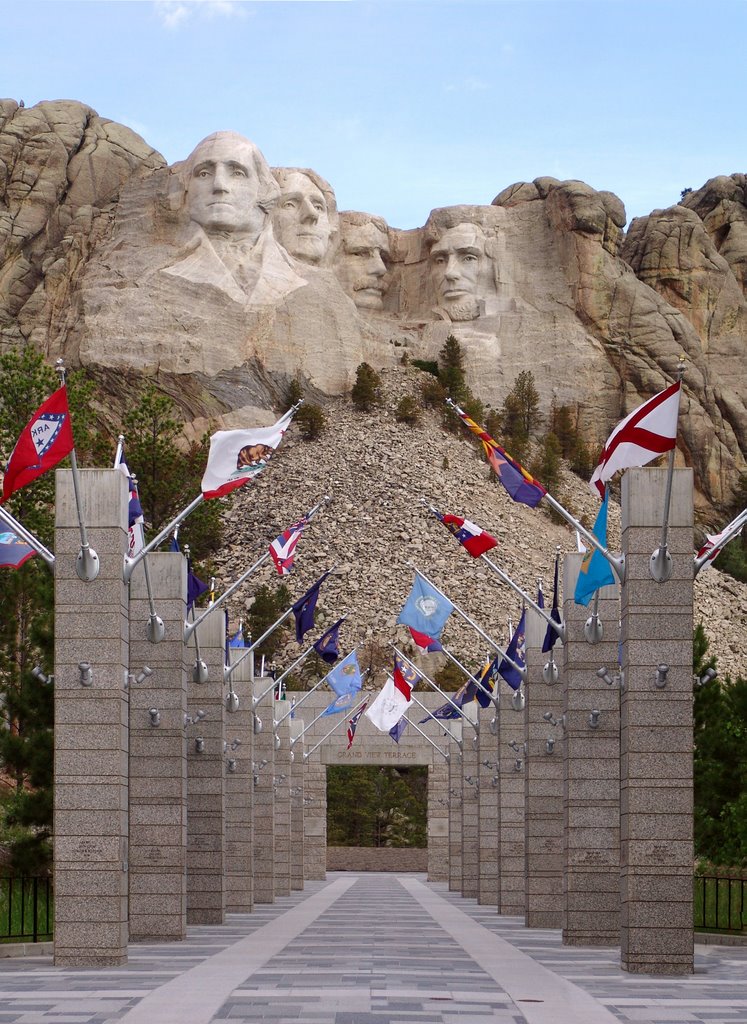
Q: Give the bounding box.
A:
[201,409,294,499]
[365,675,410,733]
[589,381,680,498]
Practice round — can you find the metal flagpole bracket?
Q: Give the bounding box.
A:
[542,651,559,685]
[584,590,604,644]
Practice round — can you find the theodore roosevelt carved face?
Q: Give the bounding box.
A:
[272,169,336,265]
[335,213,391,310]
[184,132,279,244]
[429,222,491,321]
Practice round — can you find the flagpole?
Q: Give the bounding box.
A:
[0,504,55,570]
[184,495,332,641]
[694,507,747,577]
[391,645,478,731]
[406,691,462,751]
[302,695,369,761]
[650,357,687,583]
[223,606,294,682]
[420,499,566,642]
[397,714,450,761]
[405,562,526,682]
[122,473,166,643]
[445,397,625,584]
[54,359,99,581]
[123,493,205,583]
[273,628,351,720]
[289,668,370,742]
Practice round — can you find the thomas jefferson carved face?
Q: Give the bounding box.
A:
[429,223,489,321]
[273,172,332,264]
[336,221,391,310]
[185,135,270,243]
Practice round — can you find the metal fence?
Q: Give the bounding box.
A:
[694,875,747,933]
[0,875,53,942]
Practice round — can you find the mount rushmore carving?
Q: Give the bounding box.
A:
[0,100,745,511]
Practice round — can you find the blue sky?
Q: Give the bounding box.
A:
[3,0,745,230]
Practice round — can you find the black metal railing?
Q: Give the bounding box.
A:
[694,875,747,933]
[0,875,53,942]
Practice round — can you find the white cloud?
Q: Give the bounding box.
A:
[154,0,247,30]
[443,76,489,94]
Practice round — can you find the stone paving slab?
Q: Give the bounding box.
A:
[0,873,746,1024]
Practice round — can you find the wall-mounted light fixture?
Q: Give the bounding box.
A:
[489,717,498,736]
[482,759,498,770]
[508,739,527,755]
[654,664,670,689]
[184,708,206,727]
[78,662,93,687]
[491,775,499,788]
[588,709,601,729]
[694,667,717,687]
[227,738,242,751]
[129,666,153,687]
[513,758,523,772]
[254,715,263,734]
[542,711,566,730]
[226,758,237,773]
[274,733,281,750]
[31,666,52,685]
[194,737,205,754]
[148,708,161,727]
[545,737,555,755]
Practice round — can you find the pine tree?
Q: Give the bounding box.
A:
[351,363,383,411]
[438,334,470,405]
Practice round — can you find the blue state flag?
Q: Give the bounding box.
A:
[389,717,408,743]
[326,650,363,698]
[542,555,562,652]
[0,530,36,570]
[228,627,245,649]
[397,574,454,639]
[321,690,358,717]
[498,609,526,691]
[313,617,344,664]
[574,490,615,606]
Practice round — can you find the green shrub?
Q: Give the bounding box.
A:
[395,396,421,425]
[295,403,327,440]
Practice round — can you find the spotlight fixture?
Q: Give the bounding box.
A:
[596,666,619,688]
[588,709,601,729]
[254,715,263,734]
[508,739,526,754]
[78,662,93,687]
[482,759,498,770]
[194,737,205,754]
[491,775,499,788]
[694,667,718,687]
[193,659,209,684]
[654,664,670,689]
[31,666,52,685]
[513,758,523,772]
[228,738,242,751]
[148,708,161,727]
[274,733,281,750]
[545,737,555,755]
[542,711,566,730]
[489,717,498,736]
[131,666,153,686]
[226,759,237,774]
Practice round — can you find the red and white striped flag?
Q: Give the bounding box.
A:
[269,516,308,575]
[590,381,681,498]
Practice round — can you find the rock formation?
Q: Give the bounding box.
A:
[0,99,745,516]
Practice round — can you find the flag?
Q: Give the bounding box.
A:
[408,627,443,653]
[0,530,36,569]
[419,684,469,722]
[389,717,408,743]
[435,511,498,558]
[313,617,344,664]
[187,562,208,611]
[696,515,745,570]
[326,650,363,698]
[168,534,180,552]
[576,530,587,553]
[2,386,75,502]
[471,657,501,708]
[321,690,359,717]
[292,570,330,643]
[541,555,562,652]
[347,702,368,749]
[589,380,681,498]
[537,580,544,609]
[453,404,546,508]
[397,574,453,639]
[365,665,413,733]
[200,408,293,500]
[228,626,245,648]
[116,455,145,558]
[269,516,308,575]
[498,609,526,690]
[574,491,615,606]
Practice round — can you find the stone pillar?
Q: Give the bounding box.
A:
[477,705,499,906]
[273,712,292,897]
[128,552,187,942]
[252,675,276,902]
[524,606,564,928]
[224,652,254,914]
[53,469,130,967]
[620,468,694,975]
[289,717,305,890]
[562,553,620,946]
[499,688,526,915]
[461,704,480,898]
[186,609,225,925]
[446,721,463,892]
[303,754,327,880]
[427,757,449,883]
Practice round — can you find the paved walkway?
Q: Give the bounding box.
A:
[1,873,746,1024]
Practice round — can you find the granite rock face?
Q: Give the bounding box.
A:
[0,100,745,514]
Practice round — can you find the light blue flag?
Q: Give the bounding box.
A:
[321,690,359,717]
[326,650,363,698]
[574,490,615,606]
[397,574,454,638]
